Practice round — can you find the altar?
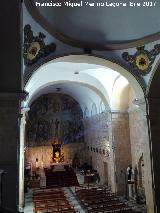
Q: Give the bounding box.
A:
[50,162,69,171]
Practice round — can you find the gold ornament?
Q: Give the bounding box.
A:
[27,42,41,61]
[135,54,149,71]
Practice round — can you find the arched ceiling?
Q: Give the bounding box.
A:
[27,82,106,114]
[24,55,144,114]
[25,0,160,49]
[24,61,111,110]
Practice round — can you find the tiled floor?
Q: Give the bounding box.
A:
[24,189,34,213]
[64,187,86,213]
[24,172,146,213]
[24,187,86,213]
[24,173,85,213]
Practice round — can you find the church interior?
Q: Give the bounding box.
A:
[0,1,160,213]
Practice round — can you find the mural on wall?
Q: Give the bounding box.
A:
[26,93,84,147]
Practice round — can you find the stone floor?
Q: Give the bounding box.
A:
[24,187,86,213]
[128,198,147,213]
[24,189,34,213]
[24,172,85,213]
[24,172,147,213]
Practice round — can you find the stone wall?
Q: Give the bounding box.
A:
[129,110,145,188]
[112,111,132,195]
[25,143,86,169]
[129,105,154,213]
[83,112,112,185]
[84,111,132,196]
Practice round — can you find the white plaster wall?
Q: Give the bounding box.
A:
[112,76,130,110]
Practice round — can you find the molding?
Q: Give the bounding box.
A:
[24,0,160,51]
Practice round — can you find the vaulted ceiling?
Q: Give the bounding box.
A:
[24,55,144,116]
[25,0,160,50]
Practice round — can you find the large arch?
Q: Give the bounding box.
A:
[147,62,160,213]
[21,55,154,213]
[25,54,144,102]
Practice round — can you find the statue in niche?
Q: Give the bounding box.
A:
[54,151,60,163]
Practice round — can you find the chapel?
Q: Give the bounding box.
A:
[0,1,160,213]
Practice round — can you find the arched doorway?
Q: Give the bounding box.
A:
[20,55,154,213]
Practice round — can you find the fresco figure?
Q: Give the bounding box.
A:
[54,118,60,138]
[26,94,84,146]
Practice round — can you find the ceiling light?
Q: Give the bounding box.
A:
[74,72,79,74]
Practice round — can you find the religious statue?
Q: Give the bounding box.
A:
[54,151,60,163]
[127,165,135,199]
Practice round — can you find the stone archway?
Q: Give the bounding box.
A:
[21,54,154,212]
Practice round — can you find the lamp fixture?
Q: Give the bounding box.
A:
[74,72,79,74]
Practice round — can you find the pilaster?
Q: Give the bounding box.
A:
[18,107,30,212]
[147,97,160,213]
[129,98,155,213]
[0,93,26,213]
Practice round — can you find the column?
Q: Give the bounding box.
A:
[0,1,23,212]
[19,107,30,212]
[111,110,131,196]
[147,98,160,213]
[131,98,155,213]
[0,93,25,213]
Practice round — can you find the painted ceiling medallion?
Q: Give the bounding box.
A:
[23,24,56,66]
[122,45,160,75]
